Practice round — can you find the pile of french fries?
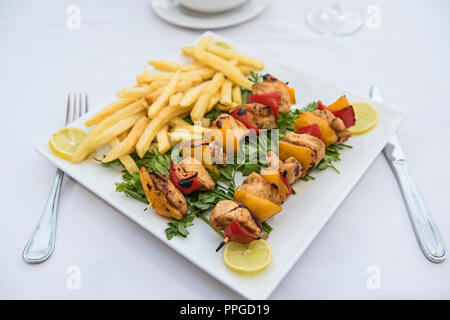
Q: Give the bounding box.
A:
[72,35,264,175]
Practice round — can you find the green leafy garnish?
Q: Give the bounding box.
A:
[165,214,195,240]
[276,102,317,138]
[115,171,147,203]
[317,144,353,173]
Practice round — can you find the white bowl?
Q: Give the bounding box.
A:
[178,0,247,13]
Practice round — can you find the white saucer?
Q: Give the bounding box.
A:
[151,0,269,29]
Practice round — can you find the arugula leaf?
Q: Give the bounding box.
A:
[165,214,195,240]
[204,108,222,121]
[249,70,262,83]
[115,171,147,203]
[276,102,317,138]
[316,144,353,173]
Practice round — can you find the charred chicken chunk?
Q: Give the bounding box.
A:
[266,151,303,185]
[179,139,226,166]
[231,103,277,130]
[283,132,326,161]
[252,74,291,113]
[236,172,282,205]
[179,157,215,191]
[313,109,351,144]
[139,167,188,220]
[282,157,303,184]
[210,200,262,236]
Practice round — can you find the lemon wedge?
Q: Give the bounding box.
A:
[349,102,378,134]
[49,127,87,161]
[223,239,272,274]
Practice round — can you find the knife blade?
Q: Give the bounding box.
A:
[372,84,446,263]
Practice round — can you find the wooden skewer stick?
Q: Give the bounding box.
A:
[215,237,229,252]
[143,203,152,211]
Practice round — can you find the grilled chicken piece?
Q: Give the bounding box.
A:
[237,172,282,205]
[139,167,188,220]
[210,200,262,236]
[179,157,215,191]
[283,132,326,161]
[252,74,291,113]
[266,151,303,185]
[313,109,351,144]
[211,113,249,140]
[231,103,277,130]
[282,157,303,184]
[179,139,226,166]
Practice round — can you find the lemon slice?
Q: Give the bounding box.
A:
[49,127,87,161]
[349,102,378,134]
[214,40,234,51]
[223,239,272,274]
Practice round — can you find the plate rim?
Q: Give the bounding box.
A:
[151,0,269,30]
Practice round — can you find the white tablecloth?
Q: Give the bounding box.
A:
[1,0,449,299]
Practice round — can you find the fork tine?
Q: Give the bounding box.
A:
[78,93,82,118]
[85,94,89,113]
[72,93,77,122]
[65,94,71,125]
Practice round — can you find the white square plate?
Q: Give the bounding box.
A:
[36,32,406,299]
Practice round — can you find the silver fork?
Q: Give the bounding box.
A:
[23,93,88,264]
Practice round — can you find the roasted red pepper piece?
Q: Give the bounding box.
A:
[169,161,204,194]
[297,123,323,140]
[247,92,281,120]
[331,106,355,128]
[224,221,259,244]
[230,109,259,133]
[279,170,292,196]
[317,100,355,128]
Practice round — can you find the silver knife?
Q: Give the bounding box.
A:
[372,84,446,263]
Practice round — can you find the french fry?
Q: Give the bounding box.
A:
[238,65,252,76]
[191,73,224,120]
[168,129,203,145]
[169,92,184,107]
[148,60,181,72]
[180,64,203,72]
[232,85,242,104]
[207,92,221,112]
[73,100,147,162]
[156,125,170,154]
[116,80,167,99]
[189,68,215,80]
[220,80,233,106]
[136,105,192,158]
[190,93,209,122]
[215,103,233,111]
[148,70,180,118]
[136,71,202,84]
[172,125,210,134]
[190,46,253,90]
[145,80,193,106]
[180,81,210,107]
[168,116,190,128]
[91,112,145,148]
[181,46,194,57]
[205,42,264,70]
[102,116,150,162]
[109,137,139,174]
[198,35,211,51]
[177,80,196,92]
[84,98,137,127]
[202,117,211,127]
[145,87,163,105]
